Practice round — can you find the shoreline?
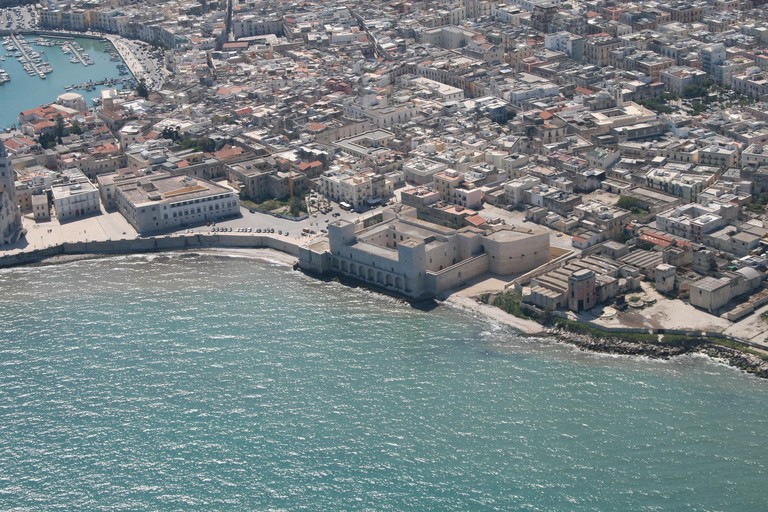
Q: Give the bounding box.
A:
[442,294,546,335]
[18,246,298,269]
[0,232,301,269]
[443,293,768,379]
[549,327,768,379]
[4,239,767,378]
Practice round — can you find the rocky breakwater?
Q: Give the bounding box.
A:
[550,328,768,379]
[699,344,768,379]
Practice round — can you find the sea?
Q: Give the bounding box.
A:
[1,253,767,511]
[0,35,132,130]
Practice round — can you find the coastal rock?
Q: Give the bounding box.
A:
[550,329,688,359]
[700,345,768,379]
[550,329,768,379]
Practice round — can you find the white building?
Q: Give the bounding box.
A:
[51,179,100,222]
[660,66,708,96]
[741,143,768,167]
[403,157,448,185]
[655,203,734,242]
[56,92,87,112]
[433,169,484,209]
[115,174,239,234]
[504,176,540,206]
[318,168,392,209]
[410,77,464,102]
[32,194,50,221]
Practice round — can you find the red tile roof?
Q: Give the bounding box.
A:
[465,214,486,227]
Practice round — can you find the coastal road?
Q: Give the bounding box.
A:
[104,34,167,90]
[1,197,374,257]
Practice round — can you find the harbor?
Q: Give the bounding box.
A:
[0,34,136,129]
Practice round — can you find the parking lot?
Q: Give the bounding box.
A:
[181,200,376,243]
[2,5,36,31]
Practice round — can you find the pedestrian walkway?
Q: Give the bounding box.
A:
[1,208,137,255]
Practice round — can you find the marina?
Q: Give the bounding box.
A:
[0,34,135,129]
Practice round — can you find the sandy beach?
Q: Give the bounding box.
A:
[190,247,299,266]
[443,294,546,335]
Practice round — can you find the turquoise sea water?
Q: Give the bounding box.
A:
[1,253,767,511]
[0,35,130,129]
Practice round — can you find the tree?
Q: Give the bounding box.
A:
[616,196,640,210]
[54,114,65,139]
[289,195,304,217]
[160,126,180,141]
[69,120,82,135]
[198,137,216,152]
[37,133,56,149]
[136,78,149,99]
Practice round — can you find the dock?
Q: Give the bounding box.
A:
[62,42,91,66]
[10,34,46,79]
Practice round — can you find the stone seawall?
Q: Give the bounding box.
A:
[0,234,300,268]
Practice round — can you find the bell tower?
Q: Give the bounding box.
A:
[0,138,14,195]
[0,139,22,244]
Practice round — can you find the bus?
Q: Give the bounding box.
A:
[339,202,352,211]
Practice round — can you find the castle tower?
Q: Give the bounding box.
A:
[568,268,597,312]
[655,263,677,295]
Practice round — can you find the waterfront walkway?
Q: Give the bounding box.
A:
[103,34,166,90]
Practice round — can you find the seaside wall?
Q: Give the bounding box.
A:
[426,254,489,295]
[0,30,106,40]
[297,245,330,274]
[0,234,301,268]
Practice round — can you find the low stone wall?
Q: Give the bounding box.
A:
[427,254,489,296]
[244,205,309,222]
[0,234,301,268]
[721,293,768,322]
